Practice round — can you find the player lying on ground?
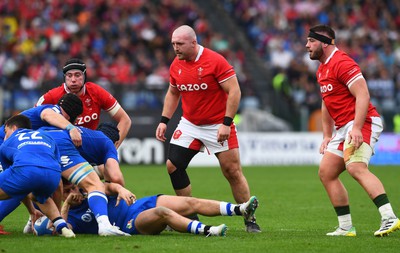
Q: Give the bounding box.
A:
[34,181,259,237]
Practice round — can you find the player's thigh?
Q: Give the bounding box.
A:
[62,163,102,190]
[156,195,190,215]
[216,148,241,174]
[77,172,104,192]
[135,208,167,235]
[319,151,346,180]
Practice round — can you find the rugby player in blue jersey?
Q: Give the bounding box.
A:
[34,179,259,237]
[0,93,83,234]
[77,122,124,186]
[0,93,83,147]
[0,115,75,237]
[37,124,129,236]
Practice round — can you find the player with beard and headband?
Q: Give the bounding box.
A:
[35,58,131,149]
[306,24,400,237]
[155,25,260,233]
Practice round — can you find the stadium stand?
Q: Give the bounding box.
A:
[1,0,399,131]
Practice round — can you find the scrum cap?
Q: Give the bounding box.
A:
[97,122,120,143]
[58,93,83,123]
[63,58,87,83]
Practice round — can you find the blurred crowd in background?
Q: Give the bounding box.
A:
[1,0,400,132]
[223,0,400,132]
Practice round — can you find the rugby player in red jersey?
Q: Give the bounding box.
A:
[155,25,260,233]
[306,24,400,237]
[36,58,131,149]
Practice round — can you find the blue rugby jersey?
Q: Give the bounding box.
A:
[67,195,158,235]
[0,104,64,143]
[39,126,118,165]
[76,126,119,165]
[0,128,61,171]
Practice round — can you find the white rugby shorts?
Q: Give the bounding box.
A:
[170,117,239,154]
[326,116,383,165]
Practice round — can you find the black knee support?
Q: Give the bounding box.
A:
[168,144,198,190]
[169,168,190,190]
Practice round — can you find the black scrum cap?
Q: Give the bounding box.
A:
[58,93,83,123]
[97,122,120,143]
[63,58,87,83]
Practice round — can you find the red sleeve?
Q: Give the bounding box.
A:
[336,55,362,86]
[213,53,235,83]
[89,83,118,111]
[35,88,61,106]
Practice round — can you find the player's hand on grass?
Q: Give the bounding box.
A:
[30,209,45,230]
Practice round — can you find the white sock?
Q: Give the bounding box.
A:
[219,202,239,216]
[338,214,352,230]
[187,220,205,234]
[378,203,396,220]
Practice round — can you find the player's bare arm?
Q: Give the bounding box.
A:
[104,182,136,206]
[348,78,370,149]
[320,101,334,154]
[103,158,125,186]
[218,76,241,143]
[51,179,64,211]
[22,195,44,226]
[111,107,131,149]
[156,86,181,142]
[40,108,82,146]
[61,190,85,223]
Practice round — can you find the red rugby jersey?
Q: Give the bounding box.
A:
[316,48,379,129]
[36,82,118,129]
[169,46,236,125]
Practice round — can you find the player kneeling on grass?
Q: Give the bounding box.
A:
[36,181,259,237]
[0,115,75,238]
[38,126,129,237]
[22,123,128,236]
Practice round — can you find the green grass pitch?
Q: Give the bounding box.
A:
[1,165,399,253]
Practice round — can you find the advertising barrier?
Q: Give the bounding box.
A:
[117,133,400,166]
[370,133,400,165]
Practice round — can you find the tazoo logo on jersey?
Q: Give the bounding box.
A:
[320,84,333,93]
[176,83,208,91]
[76,113,99,125]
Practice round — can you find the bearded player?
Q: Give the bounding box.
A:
[306,24,400,237]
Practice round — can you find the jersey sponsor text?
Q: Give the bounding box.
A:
[176,83,208,92]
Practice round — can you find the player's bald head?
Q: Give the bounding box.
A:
[172,25,197,41]
[171,25,199,61]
